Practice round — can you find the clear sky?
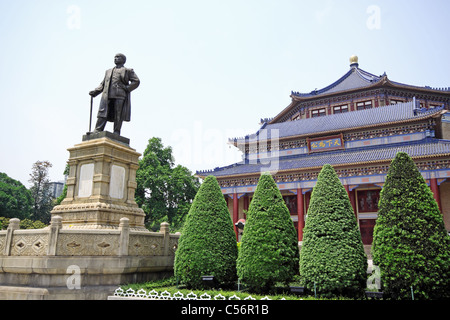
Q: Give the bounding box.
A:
[0,0,449,186]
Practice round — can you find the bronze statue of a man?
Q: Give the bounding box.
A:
[89,53,140,135]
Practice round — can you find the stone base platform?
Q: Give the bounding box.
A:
[0,255,173,300]
[0,218,179,300]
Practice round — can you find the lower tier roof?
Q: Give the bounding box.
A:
[198,138,450,178]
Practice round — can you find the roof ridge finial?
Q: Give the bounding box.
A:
[350,55,359,68]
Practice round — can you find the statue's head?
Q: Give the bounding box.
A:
[114,53,126,65]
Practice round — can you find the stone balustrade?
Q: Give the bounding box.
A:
[0,216,179,258]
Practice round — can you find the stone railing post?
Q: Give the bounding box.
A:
[47,215,62,256]
[160,222,170,256]
[119,217,130,256]
[3,218,20,256]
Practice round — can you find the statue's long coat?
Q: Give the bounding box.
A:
[92,67,140,122]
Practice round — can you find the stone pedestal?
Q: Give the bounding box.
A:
[51,132,146,230]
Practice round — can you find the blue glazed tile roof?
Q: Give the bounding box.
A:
[290,66,450,98]
[291,67,382,97]
[231,100,444,142]
[198,139,450,177]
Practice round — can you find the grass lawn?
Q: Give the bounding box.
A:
[119,276,354,300]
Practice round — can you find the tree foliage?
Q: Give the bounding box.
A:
[0,217,47,230]
[0,172,33,220]
[372,152,450,300]
[237,173,299,292]
[28,160,54,223]
[135,137,200,231]
[299,164,367,298]
[174,175,238,289]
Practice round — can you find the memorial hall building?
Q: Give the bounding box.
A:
[197,56,450,247]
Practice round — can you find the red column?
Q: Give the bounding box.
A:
[233,193,239,240]
[350,190,357,218]
[345,185,357,217]
[297,188,304,241]
[430,178,442,212]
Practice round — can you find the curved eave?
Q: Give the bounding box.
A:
[269,100,298,125]
[291,76,450,102]
[197,152,450,180]
[291,76,386,100]
[383,78,450,95]
[271,77,449,124]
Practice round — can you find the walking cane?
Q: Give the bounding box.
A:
[89,95,93,133]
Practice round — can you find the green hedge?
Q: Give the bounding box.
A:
[237,173,299,292]
[372,152,450,299]
[174,176,238,289]
[299,164,367,298]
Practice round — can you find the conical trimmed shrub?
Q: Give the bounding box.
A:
[299,164,367,298]
[237,173,299,292]
[372,152,450,300]
[174,176,238,289]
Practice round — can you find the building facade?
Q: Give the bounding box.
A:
[197,56,450,246]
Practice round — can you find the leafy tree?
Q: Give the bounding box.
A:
[237,173,299,292]
[0,172,33,220]
[0,217,8,230]
[174,175,238,289]
[0,217,47,230]
[29,160,54,224]
[19,218,47,229]
[372,152,450,300]
[135,137,200,231]
[299,164,367,298]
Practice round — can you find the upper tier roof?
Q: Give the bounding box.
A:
[265,56,450,125]
[291,64,383,98]
[290,56,450,99]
